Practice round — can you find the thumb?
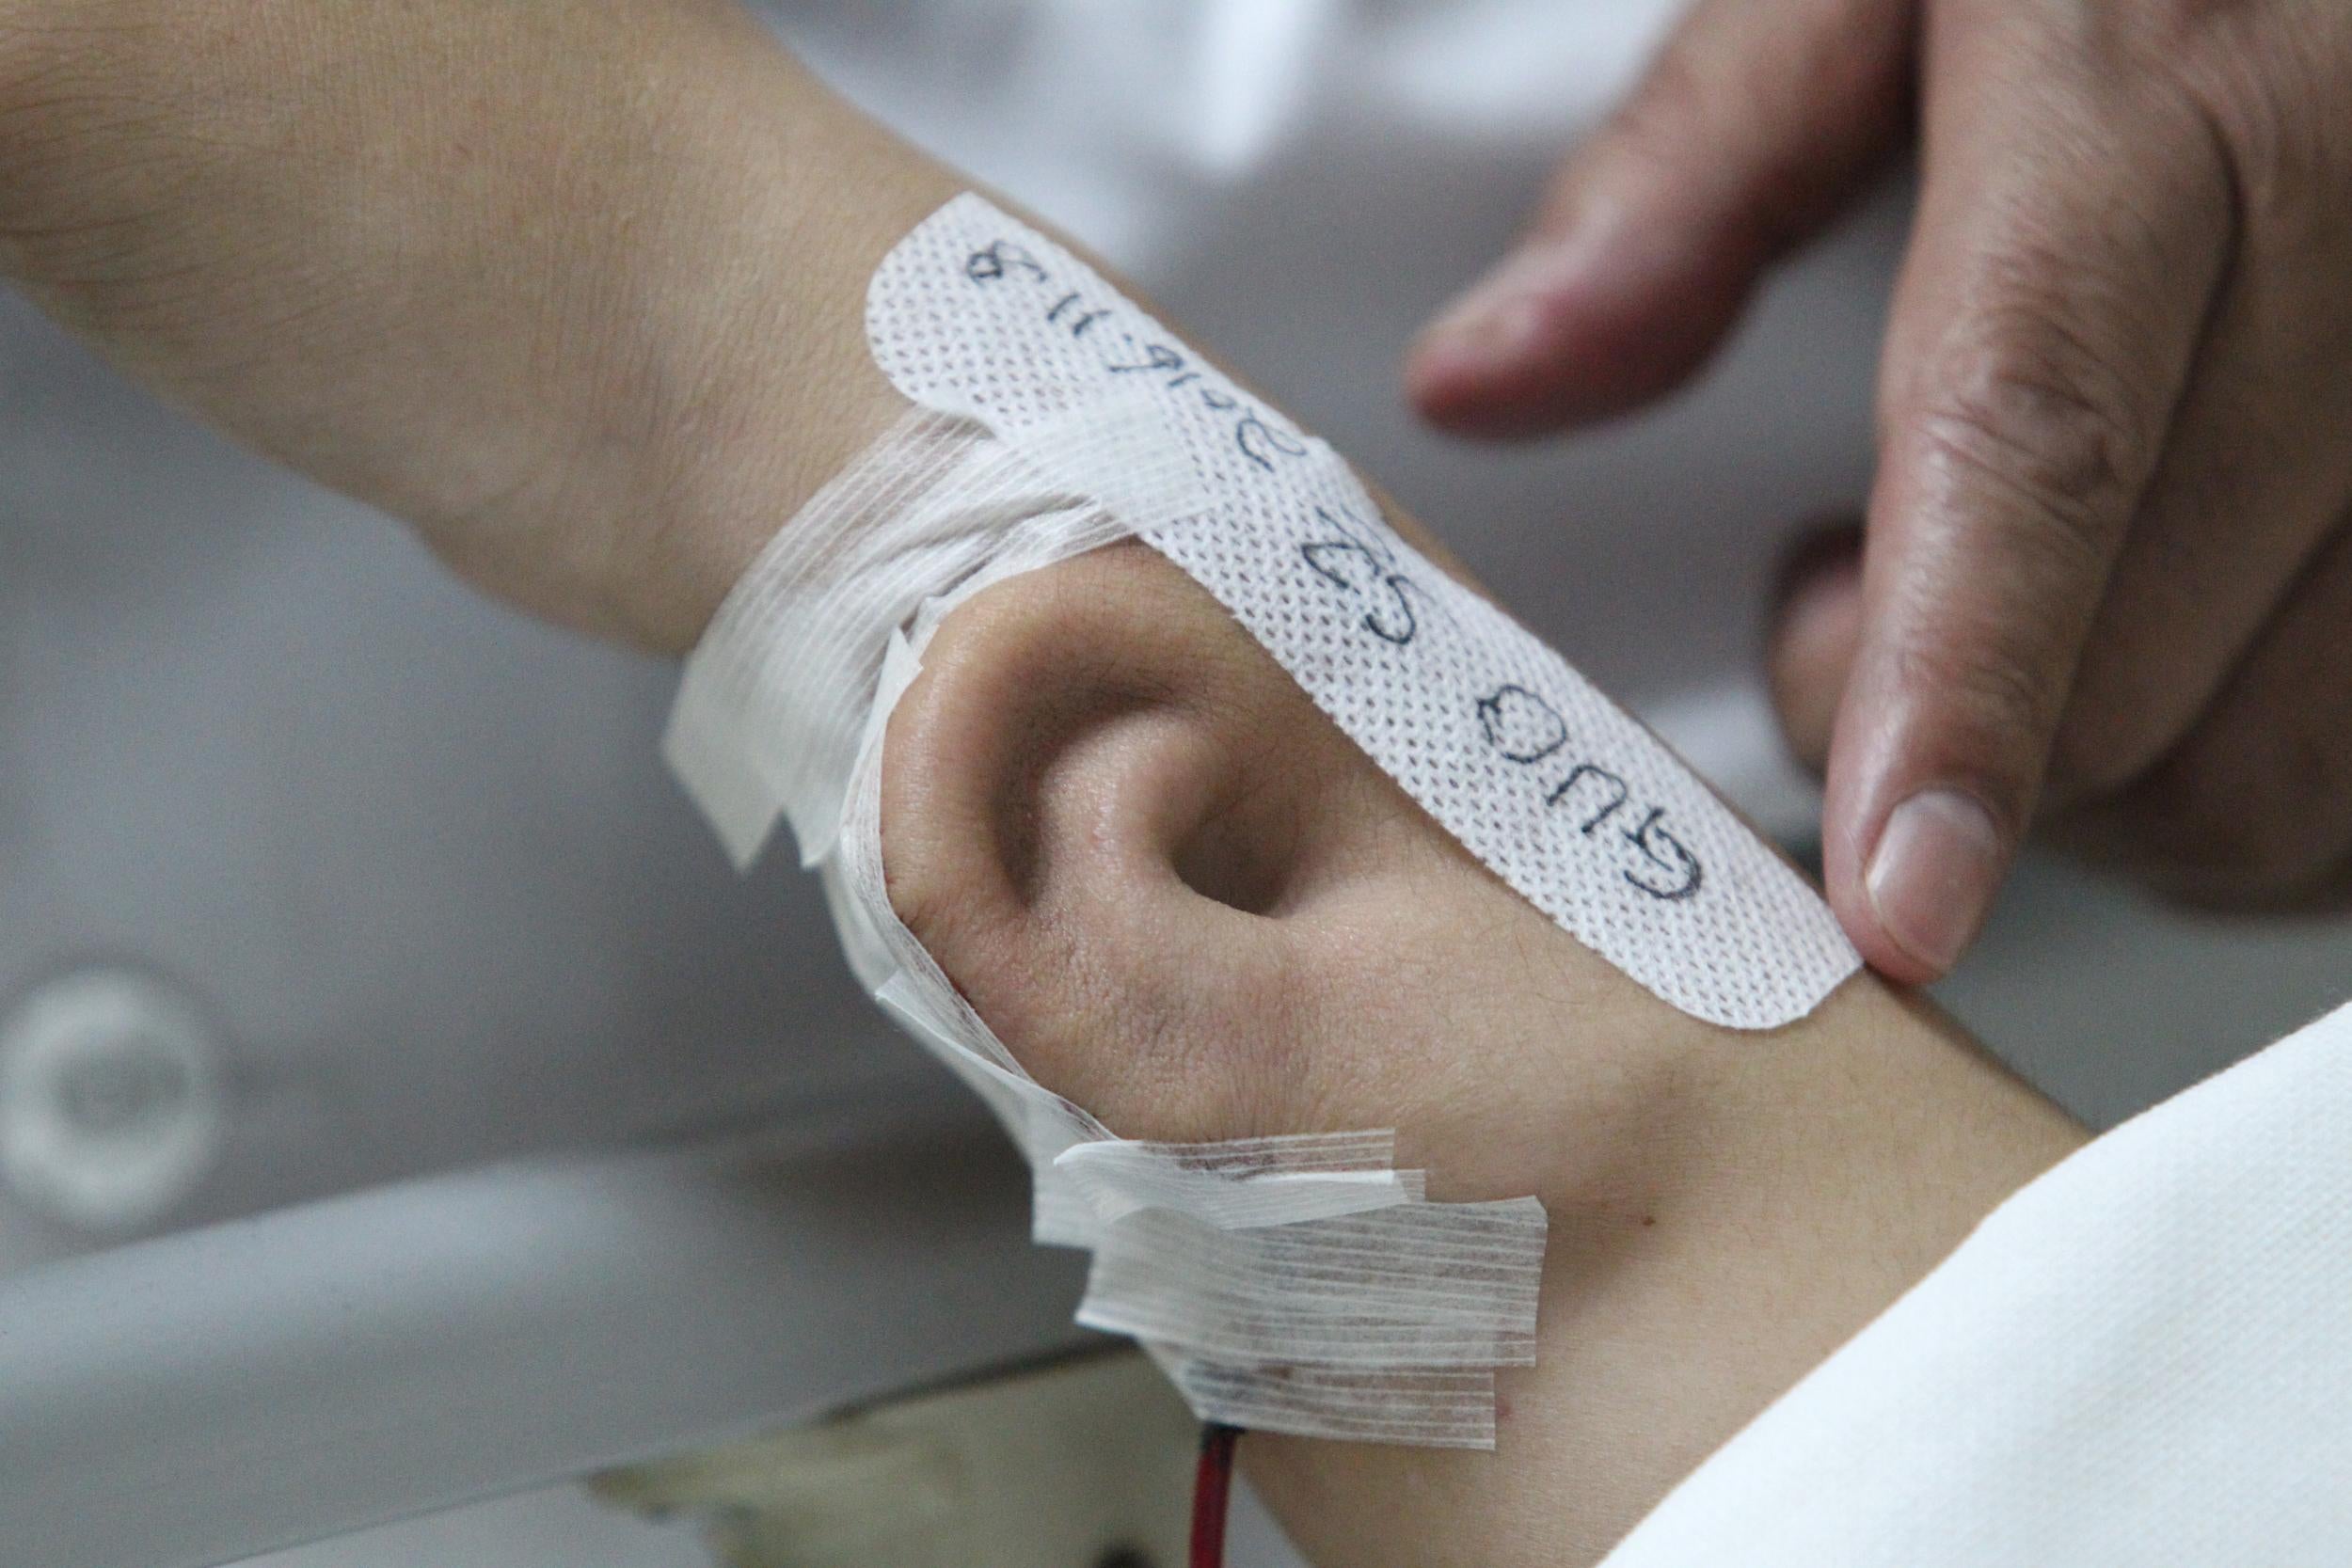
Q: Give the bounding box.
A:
[1820,8,2233,986]
[1407,0,1915,436]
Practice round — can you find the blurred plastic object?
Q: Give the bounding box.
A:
[594,1348,1196,1568]
[0,965,227,1231]
[0,1105,1087,1568]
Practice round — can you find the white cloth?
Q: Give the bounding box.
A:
[1603,999,2352,1563]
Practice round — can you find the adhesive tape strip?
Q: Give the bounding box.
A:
[831,606,1549,1448]
[866,195,1859,1032]
[665,194,1857,1446]
[669,400,1546,1448]
[667,394,1200,872]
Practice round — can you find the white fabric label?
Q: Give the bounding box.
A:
[866,195,1857,1030]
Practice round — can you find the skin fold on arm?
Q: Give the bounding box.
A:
[0,4,2086,1562]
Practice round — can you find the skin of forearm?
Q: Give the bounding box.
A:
[1250,984,2084,1566]
[0,0,931,646]
[2,6,2090,1560]
[881,542,2088,1562]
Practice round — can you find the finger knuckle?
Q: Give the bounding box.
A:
[2103,0,2348,255]
[1590,24,1828,260]
[2137,0,2259,42]
[0,22,91,188]
[2129,724,2352,900]
[2175,12,2346,238]
[1891,637,2065,771]
[1590,33,1782,235]
[1912,318,2153,565]
[0,27,208,290]
[0,7,165,147]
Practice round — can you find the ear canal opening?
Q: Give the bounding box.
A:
[1173,821,1292,917]
[1166,770,1328,919]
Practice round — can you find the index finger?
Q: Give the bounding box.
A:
[1822,4,2236,982]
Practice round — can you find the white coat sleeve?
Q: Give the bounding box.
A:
[1602,998,2352,1565]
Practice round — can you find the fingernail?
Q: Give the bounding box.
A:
[1864,789,2003,974]
[1417,243,1583,372]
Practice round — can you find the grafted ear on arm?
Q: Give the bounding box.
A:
[875,526,2083,1565]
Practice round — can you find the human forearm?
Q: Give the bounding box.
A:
[0,0,938,645]
[1253,985,2082,1562]
[877,534,2087,1563]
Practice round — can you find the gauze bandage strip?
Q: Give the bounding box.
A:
[665,398,1201,873]
[674,403,1545,1448]
[666,194,1854,1446]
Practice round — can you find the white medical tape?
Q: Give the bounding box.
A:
[669,404,1546,1448]
[1052,1134,1423,1229]
[666,394,1201,872]
[664,194,1854,1446]
[864,195,1860,1032]
[1077,1203,1546,1366]
[1164,1362,1506,1449]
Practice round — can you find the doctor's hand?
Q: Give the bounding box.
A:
[1406,0,2352,983]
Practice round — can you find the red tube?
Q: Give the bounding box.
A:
[1189,1424,1243,1568]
